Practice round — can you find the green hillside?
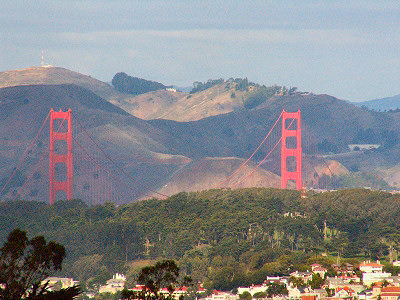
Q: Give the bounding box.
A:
[1,188,399,289]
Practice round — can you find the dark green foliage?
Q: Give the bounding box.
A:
[266,282,288,297]
[0,229,80,299]
[253,291,267,299]
[190,79,224,94]
[2,188,400,290]
[243,86,281,109]
[239,291,252,300]
[112,72,167,95]
[32,286,81,300]
[308,273,324,289]
[317,139,339,154]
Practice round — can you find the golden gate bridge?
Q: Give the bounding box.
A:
[0,109,336,205]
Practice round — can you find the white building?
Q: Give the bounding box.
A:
[237,284,268,296]
[204,290,239,300]
[359,260,384,273]
[41,277,79,291]
[362,272,392,286]
[98,273,126,294]
[348,144,381,151]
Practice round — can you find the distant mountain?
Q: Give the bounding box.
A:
[3,67,400,198]
[354,94,400,111]
[0,67,187,120]
[0,84,193,202]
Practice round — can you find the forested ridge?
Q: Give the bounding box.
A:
[1,188,400,290]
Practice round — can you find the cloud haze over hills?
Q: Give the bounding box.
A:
[1,1,400,101]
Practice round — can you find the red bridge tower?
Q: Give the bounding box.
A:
[49,109,73,204]
[281,110,302,190]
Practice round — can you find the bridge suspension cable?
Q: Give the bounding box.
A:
[216,111,283,188]
[0,112,50,199]
[73,116,168,199]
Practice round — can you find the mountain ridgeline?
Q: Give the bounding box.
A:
[1,188,399,290]
[2,66,400,200]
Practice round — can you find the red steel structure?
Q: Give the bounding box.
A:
[281,110,302,190]
[49,109,73,204]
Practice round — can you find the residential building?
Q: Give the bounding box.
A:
[290,271,313,282]
[98,273,126,294]
[41,277,79,291]
[380,286,400,300]
[238,284,267,296]
[203,290,239,300]
[362,272,391,286]
[359,261,384,273]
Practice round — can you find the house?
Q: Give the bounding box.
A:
[363,271,392,286]
[358,290,373,300]
[380,286,400,300]
[343,263,354,272]
[290,271,313,282]
[264,276,289,287]
[311,264,322,271]
[348,144,381,151]
[313,288,328,299]
[98,273,126,294]
[359,260,384,273]
[358,260,391,286]
[203,290,239,300]
[41,277,79,291]
[387,276,400,286]
[288,286,312,299]
[393,261,400,267]
[337,274,360,283]
[335,286,355,297]
[238,284,267,296]
[301,296,317,300]
[312,267,327,279]
[327,277,347,289]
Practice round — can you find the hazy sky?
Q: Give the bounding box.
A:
[1,1,400,101]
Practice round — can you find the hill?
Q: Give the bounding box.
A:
[2,67,400,194]
[355,94,400,111]
[0,67,189,120]
[116,89,185,119]
[0,67,118,100]
[118,78,282,121]
[0,84,194,202]
[149,93,395,156]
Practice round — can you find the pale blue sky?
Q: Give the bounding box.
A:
[1,1,400,101]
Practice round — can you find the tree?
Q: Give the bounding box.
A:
[266,282,288,297]
[239,291,252,300]
[253,291,267,299]
[0,228,80,299]
[289,276,306,288]
[308,273,324,289]
[121,260,192,300]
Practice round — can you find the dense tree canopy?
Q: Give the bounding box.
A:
[112,72,167,95]
[1,188,400,291]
